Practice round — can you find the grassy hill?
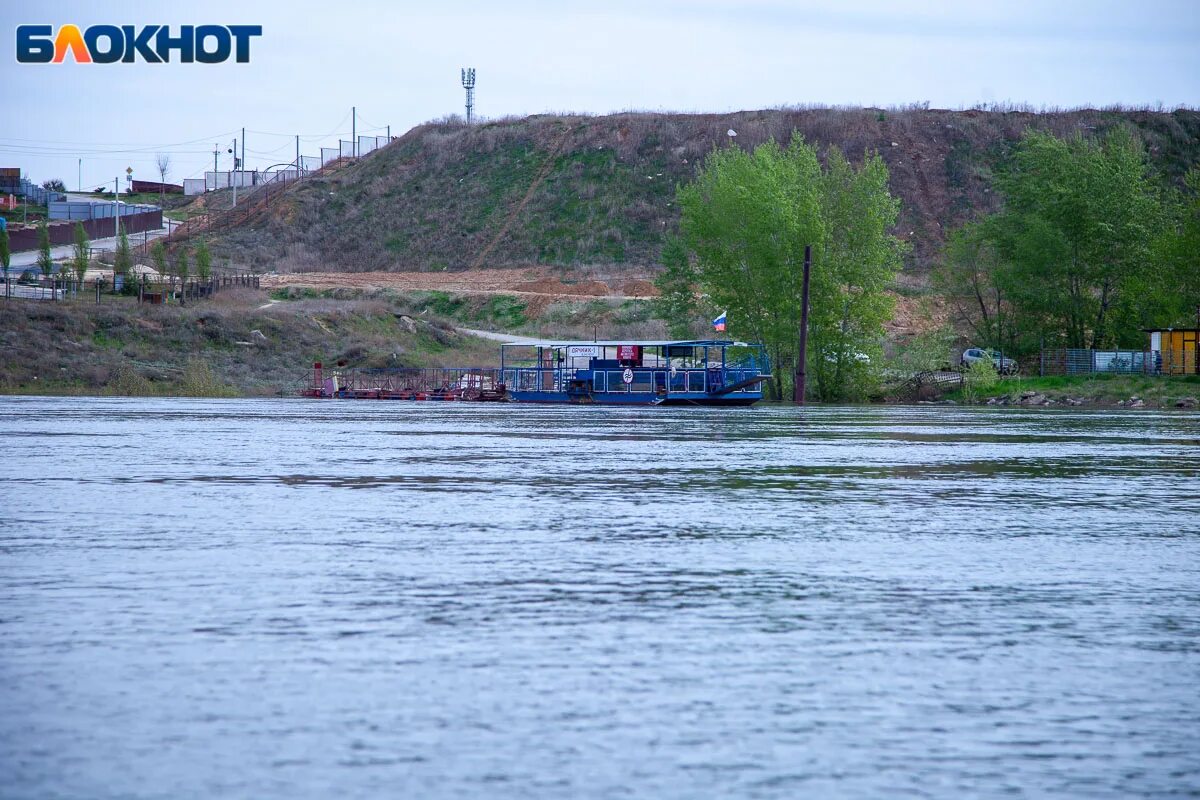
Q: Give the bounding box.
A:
[211,106,1200,276]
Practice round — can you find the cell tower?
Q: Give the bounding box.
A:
[461,67,476,124]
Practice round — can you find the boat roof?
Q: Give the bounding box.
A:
[499,339,757,348]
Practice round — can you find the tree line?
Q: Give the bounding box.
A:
[935,127,1199,353]
[655,125,1198,400]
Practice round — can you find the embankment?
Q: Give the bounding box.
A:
[0,289,498,397]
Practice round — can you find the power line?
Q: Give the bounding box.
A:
[0,131,239,148]
[249,109,352,141]
[0,146,216,157]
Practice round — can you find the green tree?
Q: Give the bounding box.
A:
[72,223,90,287]
[151,240,169,292]
[1152,167,1200,328]
[0,225,10,278]
[194,239,211,281]
[113,229,133,293]
[175,247,190,303]
[675,136,903,401]
[932,221,1021,352]
[892,323,959,374]
[982,127,1166,349]
[652,236,700,339]
[808,147,905,399]
[36,219,52,278]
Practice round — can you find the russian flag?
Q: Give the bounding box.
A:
[712,311,727,332]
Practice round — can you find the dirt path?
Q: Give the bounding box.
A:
[455,327,541,344]
[261,268,659,301]
[469,125,574,271]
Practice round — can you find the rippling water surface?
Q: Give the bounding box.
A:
[1,397,1198,798]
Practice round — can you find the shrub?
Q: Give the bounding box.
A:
[962,358,999,403]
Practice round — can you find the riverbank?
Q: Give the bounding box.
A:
[0,289,497,397]
[5,293,1198,407]
[942,374,1200,409]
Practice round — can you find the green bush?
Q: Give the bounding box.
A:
[962,358,999,403]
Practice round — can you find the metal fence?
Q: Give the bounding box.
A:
[1040,348,1196,376]
[3,175,66,206]
[306,366,505,400]
[5,209,163,252]
[168,130,393,244]
[357,135,389,156]
[2,272,260,304]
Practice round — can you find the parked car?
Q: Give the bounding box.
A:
[961,347,1018,375]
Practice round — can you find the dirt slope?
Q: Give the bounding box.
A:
[211,107,1200,276]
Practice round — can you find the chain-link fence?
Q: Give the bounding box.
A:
[1040,348,1197,376]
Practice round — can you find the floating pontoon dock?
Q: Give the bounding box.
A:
[303,340,771,406]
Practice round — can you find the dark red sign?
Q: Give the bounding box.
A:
[617,345,642,364]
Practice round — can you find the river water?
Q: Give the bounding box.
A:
[1,397,1198,798]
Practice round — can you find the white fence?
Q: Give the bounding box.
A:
[358,135,388,155]
[185,133,393,195]
[205,170,259,190]
[48,200,159,220]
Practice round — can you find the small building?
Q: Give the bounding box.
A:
[1147,329,1199,375]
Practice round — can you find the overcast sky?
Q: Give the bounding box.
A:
[2,0,1197,190]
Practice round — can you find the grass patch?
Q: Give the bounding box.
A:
[943,373,1200,406]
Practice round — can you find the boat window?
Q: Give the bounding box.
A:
[688,372,705,392]
[593,371,605,393]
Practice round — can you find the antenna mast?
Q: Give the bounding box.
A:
[461,67,476,124]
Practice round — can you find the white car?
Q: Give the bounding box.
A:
[961,347,1018,375]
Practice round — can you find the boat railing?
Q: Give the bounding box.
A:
[321,367,503,398]
[504,366,764,395]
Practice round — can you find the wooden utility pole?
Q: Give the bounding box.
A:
[794,245,812,405]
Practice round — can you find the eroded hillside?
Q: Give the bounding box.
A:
[212,107,1200,276]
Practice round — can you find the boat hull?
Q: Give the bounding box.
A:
[509,391,761,406]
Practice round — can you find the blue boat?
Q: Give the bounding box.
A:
[501,340,771,405]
